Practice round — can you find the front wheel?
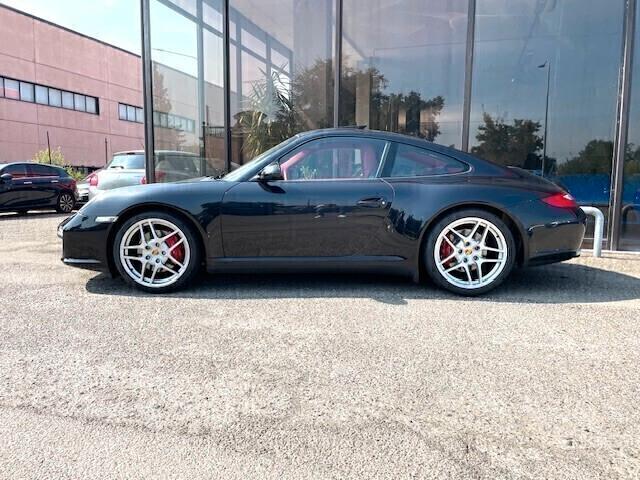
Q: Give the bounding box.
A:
[423,209,516,296]
[112,211,201,293]
[56,192,75,213]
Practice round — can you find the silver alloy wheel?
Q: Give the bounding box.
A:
[118,218,191,288]
[59,193,74,213]
[434,216,508,290]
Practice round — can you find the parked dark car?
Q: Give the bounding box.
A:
[58,129,586,296]
[0,162,77,214]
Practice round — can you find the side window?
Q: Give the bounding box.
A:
[385,144,468,177]
[28,164,56,177]
[279,137,387,181]
[4,164,28,178]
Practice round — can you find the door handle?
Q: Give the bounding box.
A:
[357,197,387,208]
[51,180,59,183]
[23,181,33,185]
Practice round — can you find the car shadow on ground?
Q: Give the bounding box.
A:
[85,262,640,305]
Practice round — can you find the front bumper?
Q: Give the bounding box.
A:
[58,213,114,273]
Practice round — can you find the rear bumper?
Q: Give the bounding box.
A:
[523,207,586,266]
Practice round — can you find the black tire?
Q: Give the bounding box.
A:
[112,211,202,293]
[56,191,75,213]
[423,209,516,296]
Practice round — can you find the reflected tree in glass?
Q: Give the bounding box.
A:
[471,113,545,171]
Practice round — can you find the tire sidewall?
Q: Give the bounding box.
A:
[423,209,516,296]
[112,211,201,293]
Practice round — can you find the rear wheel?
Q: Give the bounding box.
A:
[112,211,201,293]
[56,192,75,213]
[424,209,516,296]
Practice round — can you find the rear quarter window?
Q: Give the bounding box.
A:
[384,143,468,177]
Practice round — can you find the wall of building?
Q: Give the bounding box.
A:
[0,5,144,168]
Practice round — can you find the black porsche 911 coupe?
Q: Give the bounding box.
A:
[58,128,586,296]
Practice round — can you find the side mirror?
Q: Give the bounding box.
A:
[258,162,283,182]
[0,173,12,184]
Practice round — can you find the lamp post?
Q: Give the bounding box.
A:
[538,61,551,176]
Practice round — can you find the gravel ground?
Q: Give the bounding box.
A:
[0,211,639,479]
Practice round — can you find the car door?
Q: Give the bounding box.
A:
[221,136,395,258]
[25,164,60,207]
[0,164,30,210]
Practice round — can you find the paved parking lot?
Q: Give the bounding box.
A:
[1,211,639,479]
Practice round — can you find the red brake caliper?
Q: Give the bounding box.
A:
[440,236,454,267]
[165,234,185,263]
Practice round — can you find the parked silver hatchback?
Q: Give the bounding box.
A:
[88,150,201,199]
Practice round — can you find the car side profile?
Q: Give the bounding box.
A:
[0,162,77,214]
[58,129,586,296]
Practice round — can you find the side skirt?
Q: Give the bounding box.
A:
[206,255,414,277]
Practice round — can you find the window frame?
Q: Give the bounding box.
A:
[4,78,19,100]
[379,141,472,179]
[274,136,391,182]
[48,88,62,107]
[3,163,29,178]
[35,84,49,105]
[0,75,98,114]
[19,81,35,102]
[27,163,58,177]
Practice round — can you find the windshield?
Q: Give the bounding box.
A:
[221,136,299,182]
[108,153,145,170]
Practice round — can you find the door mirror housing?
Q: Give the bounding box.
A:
[257,162,284,182]
[0,173,12,184]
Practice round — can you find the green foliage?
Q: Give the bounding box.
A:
[234,58,446,161]
[471,113,544,170]
[557,140,613,175]
[32,146,85,180]
[33,146,66,166]
[235,69,300,159]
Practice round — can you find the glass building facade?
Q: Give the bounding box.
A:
[140,0,639,251]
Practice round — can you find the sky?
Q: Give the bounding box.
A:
[0,0,140,53]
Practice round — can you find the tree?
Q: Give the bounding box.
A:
[32,146,84,180]
[234,58,448,160]
[557,140,613,175]
[471,113,549,172]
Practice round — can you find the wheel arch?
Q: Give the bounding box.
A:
[105,202,208,277]
[416,202,527,281]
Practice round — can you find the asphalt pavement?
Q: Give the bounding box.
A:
[0,211,639,479]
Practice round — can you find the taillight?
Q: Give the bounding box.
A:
[542,192,577,208]
[89,173,98,187]
[140,176,146,184]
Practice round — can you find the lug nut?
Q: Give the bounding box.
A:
[155,259,160,263]
[463,258,468,263]
[473,256,478,261]
[475,246,480,250]
[161,251,166,255]
[458,249,463,254]
[145,255,150,260]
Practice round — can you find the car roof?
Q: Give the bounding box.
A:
[1,161,64,168]
[113,150,198,156]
